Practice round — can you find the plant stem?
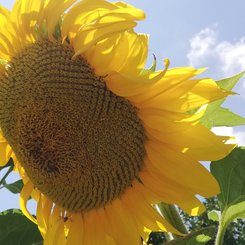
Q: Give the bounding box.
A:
[0,165,14,186]
[215,219,226,245]
[155,203,188,239]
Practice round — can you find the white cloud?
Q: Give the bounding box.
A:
[187,27,245,78]
[187,28,245,141]
[212,127,245,146]
[187,28,218,67]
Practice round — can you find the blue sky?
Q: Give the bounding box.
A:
[0,0,245,212]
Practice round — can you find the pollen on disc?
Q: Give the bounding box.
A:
[0,40,147,212]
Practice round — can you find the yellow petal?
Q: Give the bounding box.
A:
[141,78,232,112]
[44,206,64,245]
[106,70,165,97]
[141,160,194,200]
[0,6,21,59]
[20,180,37,224]
[178,198,206,216]
[44,0,77,38]
[62,0,144,41]
[83,210,109,245]
[36,194,46,237]
[66,213,84,245]
[36,194,53,237]
[148,123,235,161]
[0,141,12,167]
[123,187,182,235]
[73,21,136,56]
[84,31,148,76]
[62,0,116,38]
[96,207,117,245]
[11,0,44,42]
[145,140,220,197]
[105,199,141,245]
[131,67,205,104]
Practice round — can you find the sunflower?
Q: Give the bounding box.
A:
[0,0,235,244]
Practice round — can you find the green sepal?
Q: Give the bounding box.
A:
[200,71,245,128]
[164,226,216,245]
[140,54,157,75]
[53,18,63,40]
[207,210,220,222]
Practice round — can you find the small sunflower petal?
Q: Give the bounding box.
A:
[84,31,148,76]
[141,78,232,112]
[73,21,137,56]
[106,199,141,245]
[44,0,77,38]
[145,140,220,197]
[20,181,37,224]
[66,213,84,245]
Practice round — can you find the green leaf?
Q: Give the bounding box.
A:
[201,107,245,128]
[211,147,245,210]
[3,179,23,194]
[140,54,157,75]
[0,159,14,187]
[208,210,220,222]
[216,71,245,91]
[200,71,245,128]
[0,209,43,245]
[0,158,14,171]
[211,147,245,243]
[164,226,216,245]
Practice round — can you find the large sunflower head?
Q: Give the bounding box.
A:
[0,0,235,244]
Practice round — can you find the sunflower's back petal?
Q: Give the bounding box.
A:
[62,0,115,36]
[44,207,65,245]
[148,123,235,161]
[96,208,118,245]
[145,140,220,197]
[0,6,21,59]
[106,71,164,97]
[73,21,136,56]
[105,199,141,245]
[66,213,84,245]
[178,197,206,216]
[84,32,129,76]
[121,32,148,75]
[43,0,77,38]
[0,141,12,166]
[141,78,231,112]
[62,0,144,55]
[131,67,205,104]
[123,187,183,236]
[62,0,144,37]
[83,210,112,245]
[84,31,148,76]
[20,181,37,224]
[37,195,47,237]
[54,221,67,245]
[11,0,44,42]
[139,164,205,211]
[0,33,15,59]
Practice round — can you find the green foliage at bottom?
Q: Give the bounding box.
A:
[0,209,43,245]
[148,197,245,245]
